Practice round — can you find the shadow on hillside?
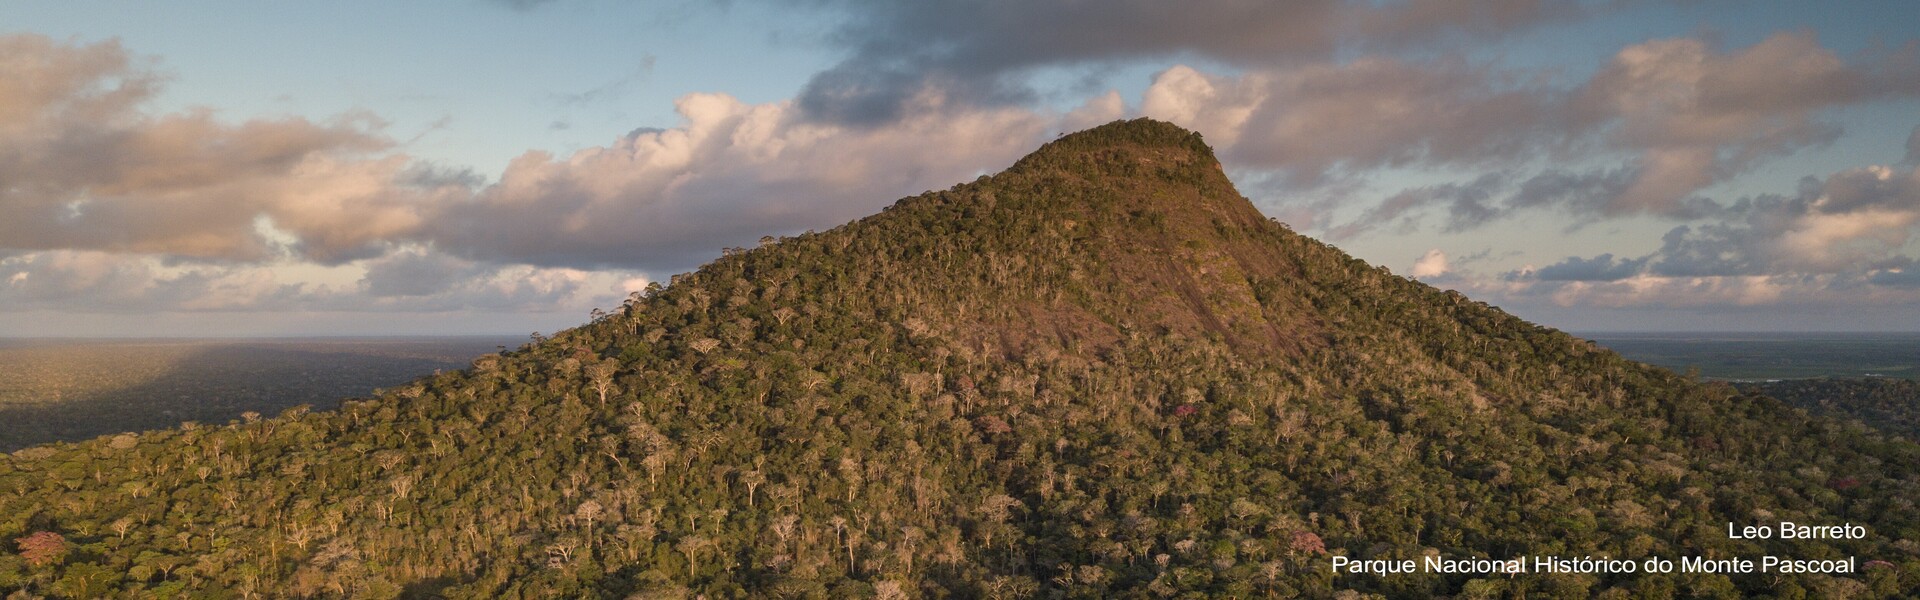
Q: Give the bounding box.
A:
[0,340,502,452]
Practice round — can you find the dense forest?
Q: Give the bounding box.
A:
[1754,378,1920,441]
[3,119,1916,598]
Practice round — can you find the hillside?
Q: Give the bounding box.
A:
[3,119,1917,598]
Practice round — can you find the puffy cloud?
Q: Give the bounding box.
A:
[1647,164,1920,277]
[354,247,648,312]
[356,263,629,313]
[423,91,1053,269]
[0,33,1071,317]
[1144,33,1920,233]
[1142,60,1560,183]
[1410,248,1451,279]
[1487,160,1920,310]
[1567,32,1920,216]
[790,0,1581,124]
[0,34,447,264]
[0,251,306,312]
[7,28,1915,329]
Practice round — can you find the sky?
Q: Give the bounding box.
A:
[3,0,1919,336]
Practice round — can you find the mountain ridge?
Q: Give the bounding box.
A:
[2,118,1915,598]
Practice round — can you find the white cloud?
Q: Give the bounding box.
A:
[1142,33,1920,229]
[0,34,1072,321]
[5,29,1917,331]
[423,90,1056,269]
[1474,160,1920,315]
[0,34,439,264]
[1565,32,1917,216]
[1141,59,1557,183]
[1411,248,1451,278]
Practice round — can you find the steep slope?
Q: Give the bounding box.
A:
[3,120,1917,598]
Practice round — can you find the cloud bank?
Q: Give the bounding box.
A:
[2,15,1917,331]
[0,34,1099,320]
[791,0,1583,124]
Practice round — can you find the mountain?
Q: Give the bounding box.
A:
[3,119,1916,598]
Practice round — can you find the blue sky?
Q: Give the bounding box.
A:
[3,0,1919,335]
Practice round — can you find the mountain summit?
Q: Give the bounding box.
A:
[4,119,1915,598]
[846,118,1323,361]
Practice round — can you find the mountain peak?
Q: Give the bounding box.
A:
[969,118,1266,236]
[1010,118,1220,177]
[1033,118,1214,157]
[853,119,1319,360]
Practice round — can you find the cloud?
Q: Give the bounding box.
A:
[1410,248,1451,279]
[354,247,647,313]
[1568,32,1920,216]
[0,251,306,312]
[1485,160,1920,310]
[1500,274,1798,309]
[422,91,1055,270]
[0,34,449,264]
[0,33,1075,297]
[1870,268,1920,288]
[352,263,630,313]
[1645,164,1920,278]
[789,0,1582,124]
[1141,60,1561,183]
[6,29,1914,329]
[1326,172,1507,239]
[0,248,643,315]
[359,247,484,298]
[1143,33,1920,234]
[1523,253,1650,282]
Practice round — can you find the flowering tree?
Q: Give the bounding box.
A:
[16,531,68,567]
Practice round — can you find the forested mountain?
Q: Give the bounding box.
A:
[4,119,1916,598]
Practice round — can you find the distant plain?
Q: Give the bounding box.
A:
[0,337,516,451]
[1584,332,1920,381]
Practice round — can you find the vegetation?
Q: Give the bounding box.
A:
[2,119,1917,598]
[1753,378,1920,441]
